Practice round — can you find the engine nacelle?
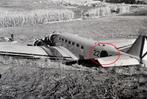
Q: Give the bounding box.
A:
[33,33,60,46]
[34,39,45,46]
[48,33,60,46]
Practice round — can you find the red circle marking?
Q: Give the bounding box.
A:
[86,42,121,67]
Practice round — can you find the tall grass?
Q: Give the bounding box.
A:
[0,9,74,27]
[84,4,130,18]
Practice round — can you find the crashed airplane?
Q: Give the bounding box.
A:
[0,30,147,67]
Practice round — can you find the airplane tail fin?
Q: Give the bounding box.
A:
[127,29,147,63]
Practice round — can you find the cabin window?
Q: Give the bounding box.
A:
[76,44,79,47]
[72,42,75,45]
[81,46,84,49]
[62,38,64,41]
[68,41,71,44]
[100,50,108,57]
[65,39,67,43]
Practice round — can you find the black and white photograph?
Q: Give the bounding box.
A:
[0,0,147,99]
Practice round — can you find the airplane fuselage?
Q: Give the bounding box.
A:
[49,33,119,60]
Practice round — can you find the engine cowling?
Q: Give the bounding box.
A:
[34,39,45,46]
[33,33,59,46]
[48,33,60,46]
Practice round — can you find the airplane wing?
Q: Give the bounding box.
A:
[0,42,49,58]
[0,42,76,60]
[95,54,140,67]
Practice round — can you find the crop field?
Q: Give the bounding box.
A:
[0,1,138,28]
[0,9,74,28]
[0,1,147,98]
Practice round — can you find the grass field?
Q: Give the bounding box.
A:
[0,57,147,99]
[0,15,147,99]
[0,9,74,27]
[0,1,147,98]
[0,16,146,44]
[0,0,77,28]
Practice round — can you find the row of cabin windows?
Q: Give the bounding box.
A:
[59,37,84,49]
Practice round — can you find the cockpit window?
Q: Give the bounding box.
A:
[81,46,84,49]
[100,50,108,57]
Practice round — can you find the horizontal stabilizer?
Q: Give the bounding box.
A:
[96,55,140,67]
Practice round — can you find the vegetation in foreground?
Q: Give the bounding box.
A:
[0,58,147,99]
